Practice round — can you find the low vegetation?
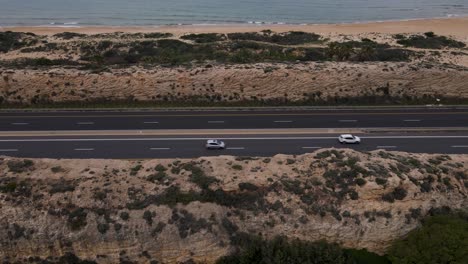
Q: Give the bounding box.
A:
[217,235,389,264]
[0,30,423,69]
[0,31,38,53]
[181,33,227,43]
[388,212,468,264]
[396,32,466,49]
[227,31,322,45]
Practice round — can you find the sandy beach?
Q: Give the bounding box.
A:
[2,17,468,40]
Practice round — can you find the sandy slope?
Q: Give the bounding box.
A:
[1,18,468,105]
[0,149,467,263]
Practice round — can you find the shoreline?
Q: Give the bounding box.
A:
[2,17,468,38]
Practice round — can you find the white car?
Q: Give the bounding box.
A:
[205,139,226,149]
[338,134,361,144]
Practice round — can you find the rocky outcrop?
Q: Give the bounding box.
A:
[0,149,467,263]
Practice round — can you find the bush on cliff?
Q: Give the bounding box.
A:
[0,31,37,53]
[217,235,389,264]
[388,213,468,264]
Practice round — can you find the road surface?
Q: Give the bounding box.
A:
[0,133,467,159]
[1,108,467,158]
[0,108,467,131]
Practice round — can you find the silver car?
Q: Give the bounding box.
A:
[205,139,226,149]
[338,134,361,144]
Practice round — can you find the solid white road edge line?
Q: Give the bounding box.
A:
[0,149,18,152]
[451,145,468,148]
[226,147,245,150]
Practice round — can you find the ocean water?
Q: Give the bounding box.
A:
[0,0,467,26]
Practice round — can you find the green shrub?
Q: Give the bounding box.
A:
[344,249,391,264]
[7,159,34,173]
[147,171,169,184]
[217,235,387,264]
[222,217,239,236]
[49,180,76,194]
[0,181,17,193]
[151,222,167,236]
[281,179,304,195]
[172,209,212,238]
[51,166,65,173]
[238,182,259,191]
[97,223,109,234]
[144,32,173,38]
[182,163,218,189]
[388,214,468,264]
[315,150,332,159]
[181,33,226,43]
[0,31,38,53]
[382,187,407,203]
[155,164,167,172]
[130,164,143,175]
[355,178,367,186]
[68,208,88,231]
[232,164,243,170]
[143,210,154,226]
[53,32,86,40]
[120,211,130,221]
[396,33,466,49]
[228,31,322,45]
[375,178,388,186]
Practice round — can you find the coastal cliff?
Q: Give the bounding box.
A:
[1,149,467,263]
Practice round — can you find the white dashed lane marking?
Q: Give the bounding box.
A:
[150,148,171,150]
[74,148,94,151]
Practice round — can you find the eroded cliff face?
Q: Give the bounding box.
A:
[1,62,468,105]
[0,150,467,263]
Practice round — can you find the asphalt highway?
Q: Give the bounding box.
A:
[0,108,467,131]
[1,133,467,159]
